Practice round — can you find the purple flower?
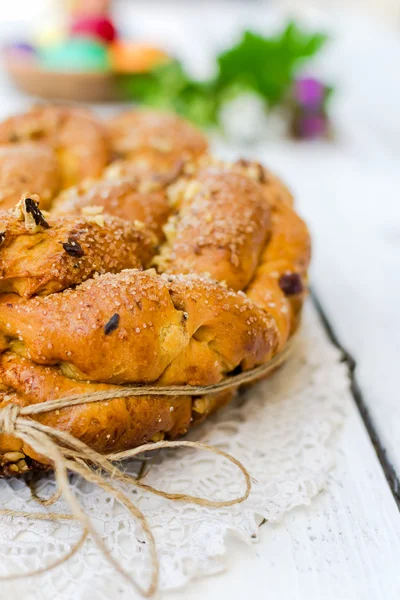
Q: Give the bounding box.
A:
[294,77,325,109]
[297,114,327,139]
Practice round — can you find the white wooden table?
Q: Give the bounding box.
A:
[0,2,399,599]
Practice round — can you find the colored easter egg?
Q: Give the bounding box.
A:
[71,16,117,43]
[109,42,169,73]
[39,38,110,72]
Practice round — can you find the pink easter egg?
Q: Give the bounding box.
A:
[71,16,117,44]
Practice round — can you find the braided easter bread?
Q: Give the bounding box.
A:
[0,107,310,475]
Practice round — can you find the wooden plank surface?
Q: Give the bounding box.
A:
[167,393,400,600]
[254,127,400,481]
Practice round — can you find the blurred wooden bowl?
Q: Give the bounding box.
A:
[5,61,123,102]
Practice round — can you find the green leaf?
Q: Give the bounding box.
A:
[217,23,327,105]
[120,60,220,127]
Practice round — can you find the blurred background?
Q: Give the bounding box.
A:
[1,0,399,145]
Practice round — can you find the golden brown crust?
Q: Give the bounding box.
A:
[0,105,110,188]
[0,270,278,385]
[52,177,171,243]
[0,203,155,297]
[103,156,186,187]
[226,158,294,208]
[0,143,61,211]
[260,200,310,278]
[153,162,310,347]
[166,157,309,342]
[247,196,311,341]
[106,109,208,173]
[183,156,294,208]
[155,169,271,291]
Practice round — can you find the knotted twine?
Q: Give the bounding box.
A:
[0,343,292,597]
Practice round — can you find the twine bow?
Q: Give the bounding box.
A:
[0,343,292,596]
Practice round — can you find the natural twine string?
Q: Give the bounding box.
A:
[0,343,292,597]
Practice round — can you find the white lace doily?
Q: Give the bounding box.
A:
[0,301,349,599]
